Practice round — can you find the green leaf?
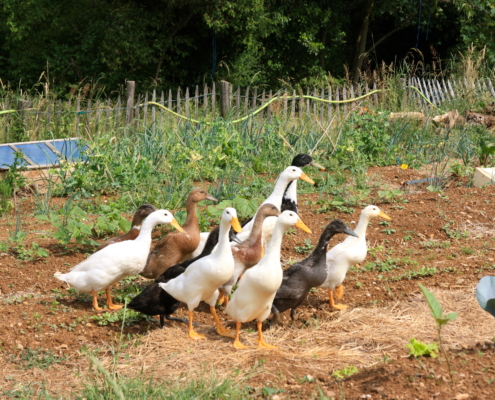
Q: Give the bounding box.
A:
[405,338,438,358]
[419,283,443,319]
[444,312,458,321]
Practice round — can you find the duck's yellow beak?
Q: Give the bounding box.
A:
[295,218,312,234]
[170,218,184,232]
[231,217,243,233]
[300,172,315,185]
[310,160,326,171]
[379,210,391,220]
[261,246,265,258]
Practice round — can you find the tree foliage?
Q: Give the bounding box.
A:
[0,0,493,93]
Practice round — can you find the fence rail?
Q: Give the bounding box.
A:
[1,77,494,142]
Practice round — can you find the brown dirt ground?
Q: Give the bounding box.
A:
[1,165,495,399]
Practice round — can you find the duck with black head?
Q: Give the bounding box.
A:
[281,153,325,213]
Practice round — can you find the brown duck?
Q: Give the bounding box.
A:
[97,204,157,251]
[140,189,217,279]
[217,203,280,305]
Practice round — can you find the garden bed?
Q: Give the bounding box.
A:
[1,165,495,399]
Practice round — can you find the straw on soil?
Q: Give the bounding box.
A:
[96,285,495,383]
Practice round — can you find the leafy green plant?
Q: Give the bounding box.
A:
[36,205,99,246]
[206,195,262,220]
[91,308,153,327]
[332,365,359,380]
[294,239,314,254]
[420,240,451,249]
[13,242,50,261]
[9,348,67,370]
[392,267,438,281]
[419,283,458,382]
[442,222,469,240]
[377,188,403,203]
[406,338,438,358]
[93,204,131,237]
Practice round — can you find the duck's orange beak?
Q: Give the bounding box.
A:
[231,217,243,233]
[300,172,315,185]
[379,210,391,220]
[295,218,312,234]
[170,218,184,232]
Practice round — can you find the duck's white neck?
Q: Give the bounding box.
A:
[263,220,287,262]
[283,180,298,204]
[353,212,372,241]
[134,217,158,246]
[214,219,232,255]
[263,174,295,209]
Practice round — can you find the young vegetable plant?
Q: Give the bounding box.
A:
[419,283,458,382]
[405,338,438,358]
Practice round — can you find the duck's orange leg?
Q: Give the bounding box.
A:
[256,321,279,349]
[188,311,206,340]
[233,321,248,349]
[105,287,123,310]
[210,306,235,338]
[92,290,104,312]
[329,287,348,310]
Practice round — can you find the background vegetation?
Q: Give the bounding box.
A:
[0,0,494,93]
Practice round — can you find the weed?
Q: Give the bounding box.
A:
[392,267,438,281]
[333,365,359,380]
[13,242,50,261]
[91,307,153,327]
[406,338,439,358]
[36,205,100,246]
[460,246,474,255]
[9,348,67,370]
[377,188,403,203]
[442,222,469,240]
[294,239,314,254]
[381,228,396,235]
[420,240,451,249]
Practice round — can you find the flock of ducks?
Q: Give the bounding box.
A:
[54,154,391,349]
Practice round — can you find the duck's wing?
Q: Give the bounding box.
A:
[283,261,305,277]
[326,242,354,265]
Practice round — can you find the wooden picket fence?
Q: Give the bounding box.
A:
[1,77,494,142]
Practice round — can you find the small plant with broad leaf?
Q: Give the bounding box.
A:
[377,188,403,203]
[332,365,359,380]
[207,195,262,220]
[419,283,458,382]
[36,206,100,246]
[406,338,438,358]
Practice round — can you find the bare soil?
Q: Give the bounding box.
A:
[1,165,495,399]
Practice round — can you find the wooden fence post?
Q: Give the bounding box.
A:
[220,80,231,118]
[126,81,135,125]
[17,99,31,125]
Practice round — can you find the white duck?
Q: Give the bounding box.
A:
[54,210,183,312]
[159,207,242,340]
[190,166,314,259]
[225,210,312,349]
[319,205,391,310]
